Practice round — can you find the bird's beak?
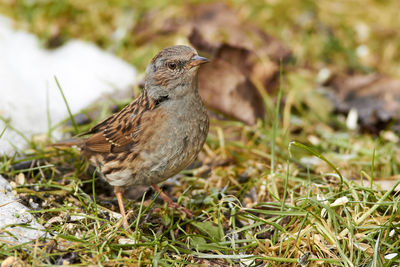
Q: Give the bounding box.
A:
[187,55,209,68]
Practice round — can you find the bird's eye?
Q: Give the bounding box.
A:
[167,62,177,70]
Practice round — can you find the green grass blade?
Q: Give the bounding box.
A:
[289,141,344,191]
[54,76,79,134]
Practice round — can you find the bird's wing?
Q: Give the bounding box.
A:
[78,97,139,137]
[82,91,159,153]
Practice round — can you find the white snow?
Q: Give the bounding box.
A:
[0,15,137,155]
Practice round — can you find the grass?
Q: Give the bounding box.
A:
[1,0,400,266]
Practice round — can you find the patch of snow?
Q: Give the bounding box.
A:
[0,15,137,155]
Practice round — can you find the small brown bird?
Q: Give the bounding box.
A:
[53,45,209,228]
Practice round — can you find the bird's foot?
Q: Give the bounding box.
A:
[152,185,193,218]
[114,186,130,229]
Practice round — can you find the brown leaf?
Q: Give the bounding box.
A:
[186,3,291,124]
[198,59,264,125]
[327,73,400,132]
[213,44,280,92]
[188,3,291,63]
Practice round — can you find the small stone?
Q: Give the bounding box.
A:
[118,238,136,245]
[69,214,86,221]
[298,252,311,266]
[15,173,25,185]
[346,108,358,130]
[330,196,349,207]
[382,131,399,143]
[44,216,63,227]
[356,45,369,59]
[307,135,320,145]
[9,181,17,189]
[384,253,397,260]
[389,229,395,237]
[355,22,370,41]
[1,256,16,267]
[109,211,122,220]
[29,198,40,210]
[66,223,76,231]
[316,68,331,84]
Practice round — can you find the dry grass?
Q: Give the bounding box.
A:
[1,0,400,266]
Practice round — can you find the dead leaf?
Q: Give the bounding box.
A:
[214,44,280,91]
[188,3,291,64]
[198,58,264,125]
[187,3,291,124]
[326,73,400,132]
[189,3,290,90]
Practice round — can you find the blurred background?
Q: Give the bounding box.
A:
[1,0,400,265]
[3,0,400,73]
[1,0,400,154]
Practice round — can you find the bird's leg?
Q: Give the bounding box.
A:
[114,186,130,229]
[152,185,193,218]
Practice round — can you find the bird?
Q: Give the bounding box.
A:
[52,45,210,228]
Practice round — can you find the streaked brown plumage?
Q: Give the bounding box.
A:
[53,45,209,228]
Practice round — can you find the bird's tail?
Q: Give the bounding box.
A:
[50,139,85,149]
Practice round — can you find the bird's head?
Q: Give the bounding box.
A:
[144,45,209,100]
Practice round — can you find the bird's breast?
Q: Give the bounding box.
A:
[134,97,209,185]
